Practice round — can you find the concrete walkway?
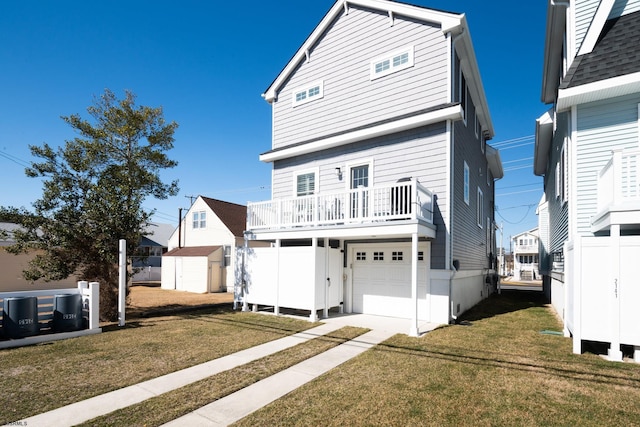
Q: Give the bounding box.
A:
[22,314,438,426]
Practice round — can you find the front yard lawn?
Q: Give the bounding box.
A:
[0,307,316,425]
[235,291,640,426]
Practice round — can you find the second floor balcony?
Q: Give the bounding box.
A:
[247,178,434,232]
[592,148,640,233]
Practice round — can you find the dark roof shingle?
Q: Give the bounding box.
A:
[164,245,221,257]
[561,11,640,89]
[200,197,247,238]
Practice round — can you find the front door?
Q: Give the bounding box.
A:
[350,164,369,219]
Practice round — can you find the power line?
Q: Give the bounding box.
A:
[502,156,533,165]
[503,165,533,172]
[492,135,534,148]
[496,182,540,190]
[0,150,30,168]
[495,204,537,225]
[496,188,541,197]
[497,142,535,151]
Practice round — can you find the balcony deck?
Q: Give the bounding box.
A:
[247,179,434,234]
[592,148,640,233]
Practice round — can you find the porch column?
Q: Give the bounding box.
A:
[609,225,623,362]
[409,232,419,337]
[275,239,281,316]
[310,238,319,322]
[323,238,329,319]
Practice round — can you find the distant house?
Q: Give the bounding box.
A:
[0,222,77,292]
[162,196,267,294]
[512,228,539,281]
[535,0,640,361]
[131,222,174,282]
[244,0,503,335]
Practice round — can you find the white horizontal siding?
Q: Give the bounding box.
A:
[270,125,448,213]
[271,6,448,150]
[575,94,640,235]
[574,0,599,56]
[609,0,640,18]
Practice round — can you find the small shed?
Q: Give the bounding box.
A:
[162,246,223,293]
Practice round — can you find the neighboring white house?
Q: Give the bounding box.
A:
[162,196,251,293]
[244,0,503,336]
[535,0,640,361]
[512,228,539,281]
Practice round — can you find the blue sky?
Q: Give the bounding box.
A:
[0,0,547,250]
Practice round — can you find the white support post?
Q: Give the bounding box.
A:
[79,281,100,330]
[409,232,419,337]
[275,239,280,316]
[242,234,249,312]
[634,347,640,364]
[118,239,126,327]
[310,238,319,322]
[608,225,623,362]
[323,238,329,319]
[571,238,582,354]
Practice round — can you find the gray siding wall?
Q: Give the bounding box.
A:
[451,101,494,271]
[574,0,600,55]
[271,5,448,150]
[609,0,640,18]
[575,93,640,235]
[545,111,569,257]
[273,124,449,268]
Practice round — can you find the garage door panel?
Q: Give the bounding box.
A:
[352,243,427,319]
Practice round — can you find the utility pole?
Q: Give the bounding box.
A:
[185,195,197,206]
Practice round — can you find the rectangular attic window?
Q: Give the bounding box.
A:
[370,46,414,80]
[292,81,324,106]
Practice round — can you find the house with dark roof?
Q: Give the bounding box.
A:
[535,0,640,362]
[162,196,265,294]
[243,0,503,335]
[131,222,174,282]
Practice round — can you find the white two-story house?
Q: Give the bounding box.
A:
[512,228,540,281]
[536,0,640,361]
[244,0,503,336]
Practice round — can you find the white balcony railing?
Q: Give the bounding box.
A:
[597,148,640,212]
[247,178,433,231]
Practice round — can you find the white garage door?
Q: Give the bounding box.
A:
[352,243,428,319]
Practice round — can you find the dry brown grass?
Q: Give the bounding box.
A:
[0,307,316,425]
[234,291,640,426]
[79,326,368,426]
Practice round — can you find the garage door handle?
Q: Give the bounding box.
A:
[327,278,330,286]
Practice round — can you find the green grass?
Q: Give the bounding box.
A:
[234,291,640,426]
[79,326,368,426]
[0,307,317,425]
[4,291,640,426]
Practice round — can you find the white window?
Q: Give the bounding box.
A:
[460,71,467,124]
[464,162,470,205]
[192,211,206,229]
[392,251,403,261]
[295,172,316,197]
[223,246,231,267]
[556,140,567,203]
[374,252,384,261]
[292,81,324,107]
[475,114,480,139]
[356,252,366,261]
[486,217,491,256]
[477,188,484,228]
[370,46,414,80]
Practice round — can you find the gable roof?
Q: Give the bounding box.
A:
[561,11,640,90]
[164,245,221,257]
[261,0,493,139]
[141,222,175,247]
[200,197,247,238]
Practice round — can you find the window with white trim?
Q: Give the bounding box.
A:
[464,162,470,205]
[373,252,384,261]
[192,211,206,229]
[460,72,467,124]
[556,140,567,203]
[486,217,491,256]
[370,46,414,80]
[392,251,403,261]
[295,171,316,196]
[356,252,366,261]
[475,113,480,139]
[477,188,484,228]
[292,81,324,107]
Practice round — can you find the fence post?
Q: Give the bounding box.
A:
[79,281,100,330]
[118,239,126,327]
